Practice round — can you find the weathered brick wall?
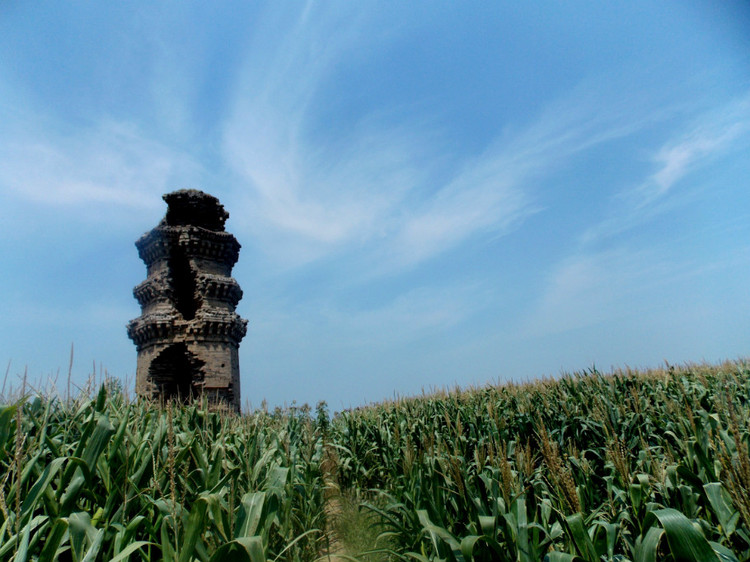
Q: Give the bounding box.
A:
[127,190,247,412]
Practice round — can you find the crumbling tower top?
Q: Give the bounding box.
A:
[163,189,229,230]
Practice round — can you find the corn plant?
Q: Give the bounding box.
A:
[2,360,749,560]
[0,386,327,561]
[330,361,750,561]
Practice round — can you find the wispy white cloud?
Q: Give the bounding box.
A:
[522,247,690,338]
[0,118,201,217]
[522,98,750,354]
[390,150,533,266]
[222,6,666,271]
[384,80,674,267]
[221,4,413,262]
[527,94,750,338]
[581,95,750,244]
[249,280,486,356]
[329,283,486,344]
[640,105,749,206]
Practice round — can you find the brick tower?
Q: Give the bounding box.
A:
[127,189,247,411]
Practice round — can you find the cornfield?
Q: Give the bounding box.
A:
[1,360,749,560]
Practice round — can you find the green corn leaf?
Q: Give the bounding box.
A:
[161,520,176,562]
[195,539,211,561]
[266,466,289,491]
[20,457,65,522]
[28,520,54,556]
[108,541,154,562]
[677,465,706,492]
[204,492,229,543]
[82,414,115,471]
[639,508,721,562]
[590,520,617,561]
[69,512,92,561]
[69,512,102,562]
[709,542,740,562]
[565,513,598,562]
[704,483,739,537]
[261,492,281,536]
[38,518,69,562]
[0,525,12,558]
[190,438,209,477]
[271,529,321,561]
[516,495,532,562]
[459,534,507,561]
[0,404,19,460]
[108,414,130,459]
[209,537,265,562]
[112,516,146,556]
[251,448,278,483]
[0,517,47,560]
[62,413,97,488]
[59,415,115,513]
[130,440,158,489]
[208,466,239,495]
[417,509,464,562]
[13,519,33,562]
[207,444,225,489]
[403,554,431,562]
[477,515,495,537]
[80,529,105,562]
[208,541,253,562]
[634,526,663,562]
[629,473,650,515]
[235,492,266,538]
[95,383,107,411]
[177,497,209,562]
[59,458,94,514]
[545,552,585,562]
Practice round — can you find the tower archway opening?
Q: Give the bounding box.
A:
[148,343,205,403]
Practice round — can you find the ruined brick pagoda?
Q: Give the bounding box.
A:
[127,190,247,411]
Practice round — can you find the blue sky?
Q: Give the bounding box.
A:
[1,2,749,410]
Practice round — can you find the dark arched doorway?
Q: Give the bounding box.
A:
[148,343,205,403]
